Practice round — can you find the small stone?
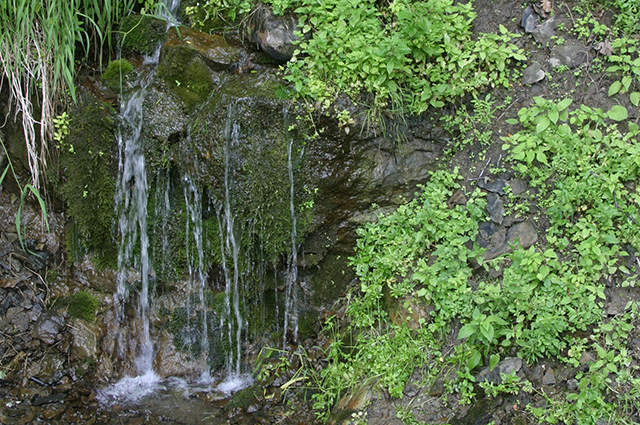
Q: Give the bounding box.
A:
[522,62,545,85]
[403,382,419,397]
[477,221,499,248]
[477,177,507,195]
[508,179,528,196]
[506,220,538,249]
[549,42,590,69]
[532,16,556,44]
[567,379,578,390]
[429,378,445,397]
[542,368,556,385]
[486,193,505,225]
[448,189,468,206]
[521,5,538,33]
[476,357,522,384]
[580,351,596,367]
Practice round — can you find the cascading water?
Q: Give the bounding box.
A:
[183,174,210,370]
[283,135,299,346]
[222,112,244,376]
[98,0,179,405]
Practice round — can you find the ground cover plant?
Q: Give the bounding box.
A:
[304,91,640,422]
[187,0,525,116]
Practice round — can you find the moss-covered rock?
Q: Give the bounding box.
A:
[157,26,238,110]
[54,95,117,267]
[119,14,166,55]
[182,70,314,267]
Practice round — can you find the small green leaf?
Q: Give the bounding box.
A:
[489,354,500,371]
[608,80,622,96]
[630,92,640,106]
[607,105,628,121]
[600,323,614,332]
[506,118,519,125]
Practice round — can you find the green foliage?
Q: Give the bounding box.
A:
[311,93,640,420]
[101,59,135,92]
[53,96,118,267]
[285,0,524,114]
[67,291,100,322]
[605,37,640,106]
[184,0,251,31]
[0,0,137,188]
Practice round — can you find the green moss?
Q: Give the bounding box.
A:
[119,14,166,55]
[101,59,135,92]
[53,95,118,268]
[68,291,100,322]
[157,51,215,111]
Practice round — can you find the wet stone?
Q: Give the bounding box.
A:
[523,62,545,85]
[506,220,538,249]
[477,177,507,195]
[32,312,65,345]
[33,393,66,407]
[567,379,578,390]
[477,221,499,248]
[521,5,538,33]
[532,16,556,44]
[549,42,590,69]
[486,193,505,225]
[542,368,556,385]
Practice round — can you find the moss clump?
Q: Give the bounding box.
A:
[101,59,135,92]
[53,95,117,267]
[68,291,100,322]
[157,52,215,111]
[119,14,166,55]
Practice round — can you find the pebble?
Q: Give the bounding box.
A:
[522,62,545,85]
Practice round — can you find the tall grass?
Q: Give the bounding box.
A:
[0,0,137,189]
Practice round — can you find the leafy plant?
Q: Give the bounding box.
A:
[0,0,138,189]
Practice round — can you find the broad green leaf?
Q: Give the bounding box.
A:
[556,98,573,111]
[468,350,482,370]
[548,109,559,124]
[480,322,494,343]
[608,80,622,96]
[608,105,628,121]
[506,118,519,125]
[630,92,640,106]
[600,323,614,332]
[536,150,547,164]
[458,324,476,340]
[536,116,550,133]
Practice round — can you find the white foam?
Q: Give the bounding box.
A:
[97,370,162,406]
[215,373,253,396]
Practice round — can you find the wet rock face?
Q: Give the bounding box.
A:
[244,4,301,62]
[157,26,238,109]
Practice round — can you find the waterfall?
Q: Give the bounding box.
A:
[222,110,244,375]
[283,136,299,346]
[183,174,210,370]
[114,73,154,375]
